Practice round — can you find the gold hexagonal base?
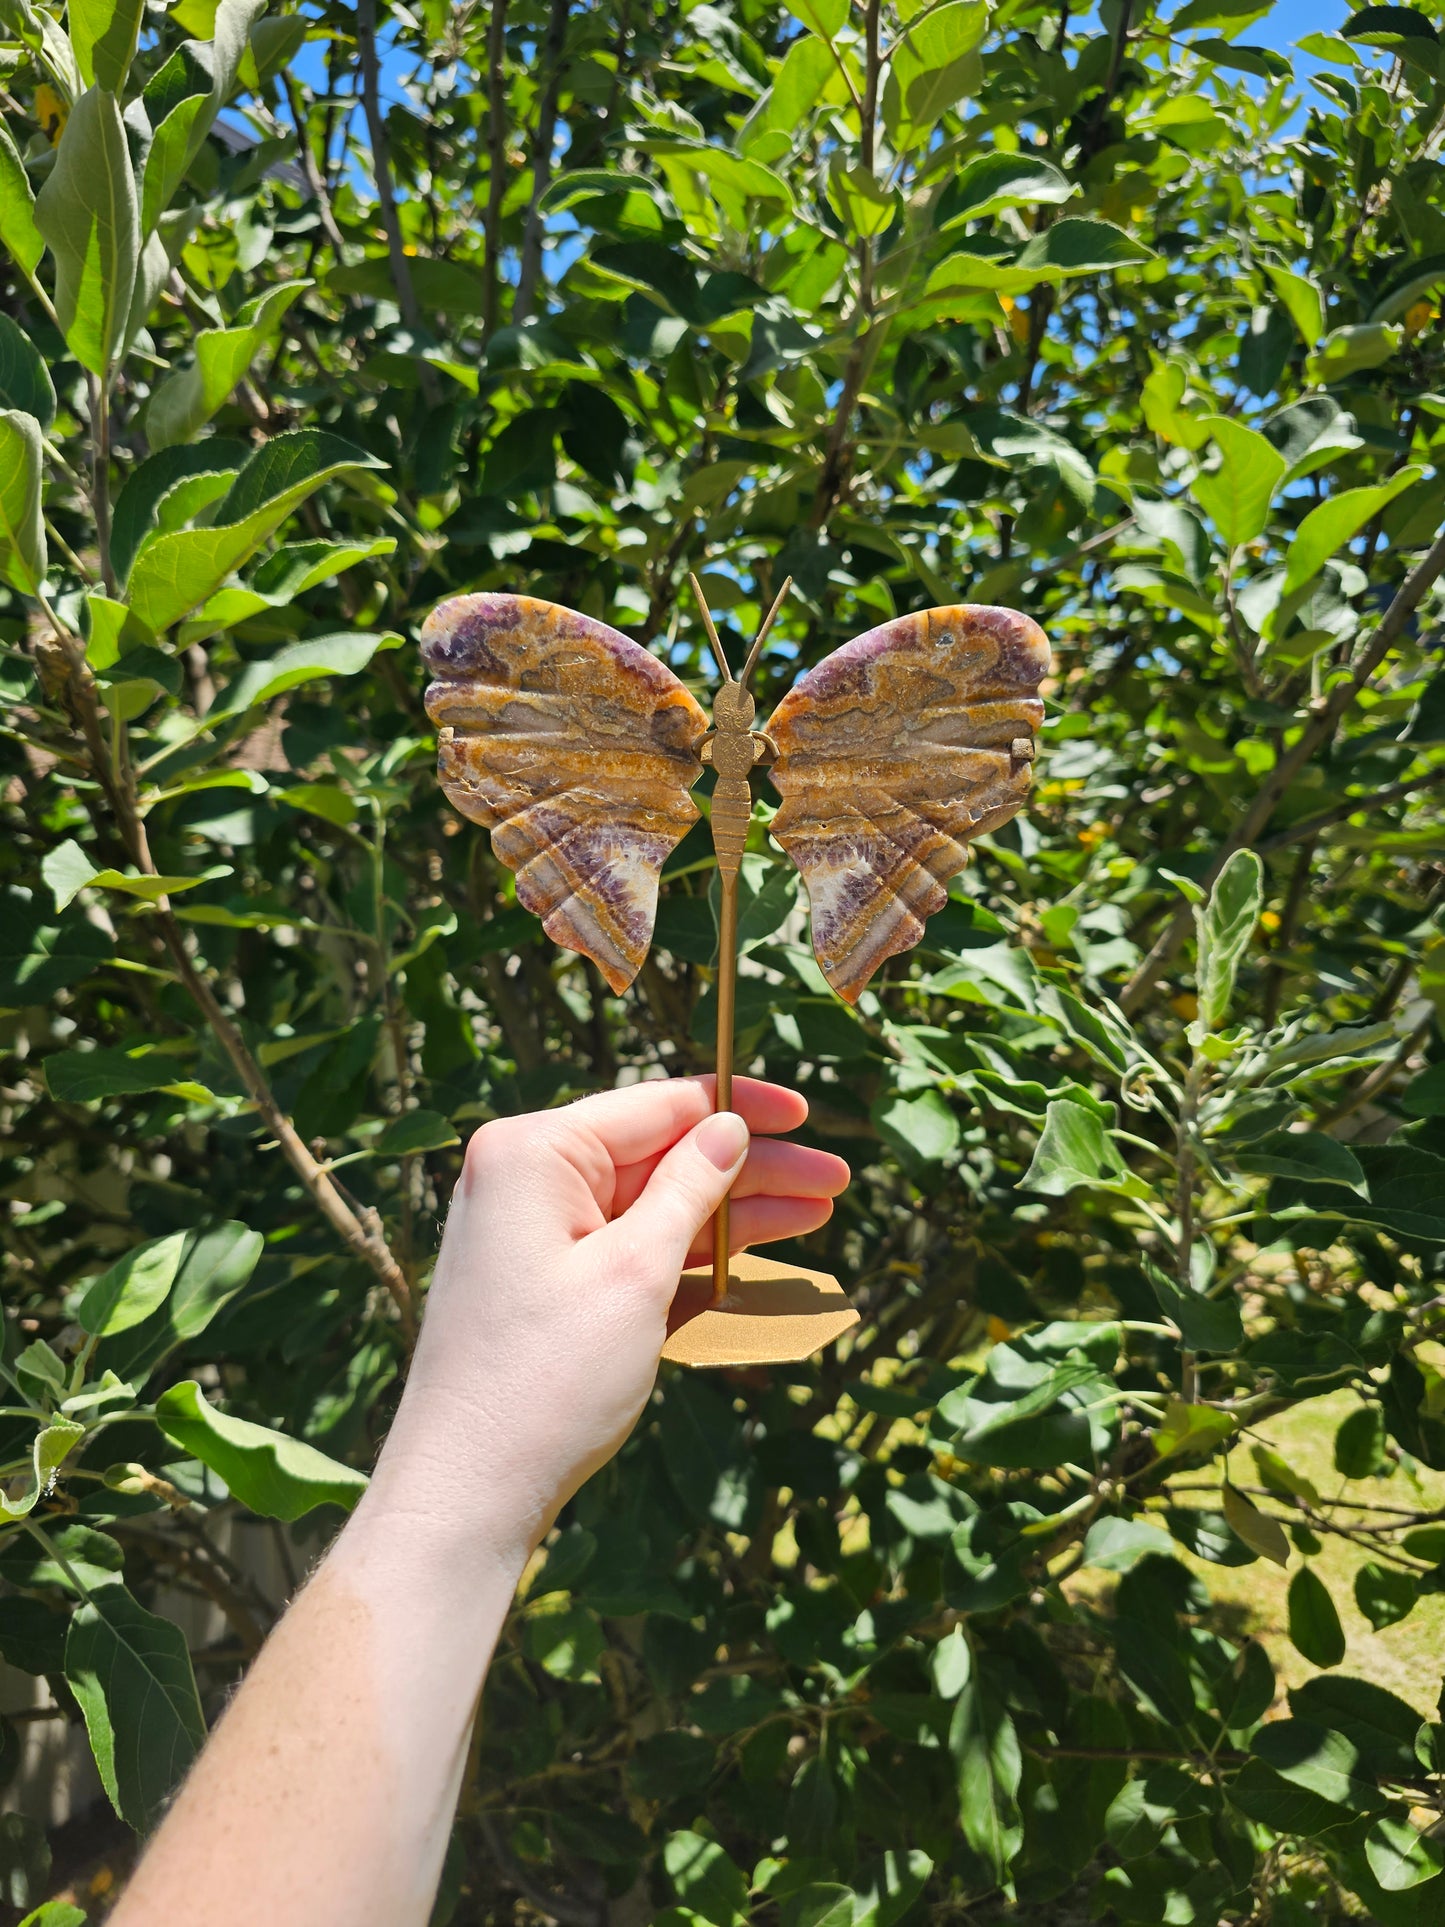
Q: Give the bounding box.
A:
[662,1250,859,1369]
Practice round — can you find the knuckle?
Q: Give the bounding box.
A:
[463,1114,528,1180]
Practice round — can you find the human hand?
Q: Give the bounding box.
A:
[365,1079,849,1564]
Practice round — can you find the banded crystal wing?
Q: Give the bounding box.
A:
[765,605,1049,1004]
[421,595,708,993]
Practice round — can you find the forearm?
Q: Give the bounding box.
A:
[112,1488,528,1927]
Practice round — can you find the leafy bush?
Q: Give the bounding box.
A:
[2,0,1445,1918]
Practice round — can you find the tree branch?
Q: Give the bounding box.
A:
[482,0,511,340]
[1256,764,1445,853]
[283,71,350,264]
[1121,525,1445,1011]
[356,0,439,408]
[51,630,417,1343]
[514,0,570,327]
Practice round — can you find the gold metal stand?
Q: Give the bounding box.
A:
[666,577,859,1368]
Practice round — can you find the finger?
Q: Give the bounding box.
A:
[552,1076,807,1174]
[609,1138,849,1217]
[592,1111,750,1284]
[682,1195,836,1268]
[729,1140,850,1201]
[694,1076,809,1134]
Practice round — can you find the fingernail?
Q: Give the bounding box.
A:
[697,1111,749,1170]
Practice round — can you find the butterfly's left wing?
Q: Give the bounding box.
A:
[764,605,1049,1003]
[422,594,708,992]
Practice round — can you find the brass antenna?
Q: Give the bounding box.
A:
[739,575,793,689]
[688,572,733,682]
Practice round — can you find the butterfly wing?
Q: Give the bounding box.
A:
[765,604,1049,1003]
[421,595,708,993]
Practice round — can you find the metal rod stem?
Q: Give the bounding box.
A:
[711,870,739,1304]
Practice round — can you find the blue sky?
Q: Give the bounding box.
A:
[271,0,1366,206]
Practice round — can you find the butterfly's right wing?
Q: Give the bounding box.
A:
[764,605,1049,1003]
[422,595,708,992]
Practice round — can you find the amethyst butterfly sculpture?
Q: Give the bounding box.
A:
[420,584,1049,1002]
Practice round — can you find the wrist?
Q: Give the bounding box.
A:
[332,1466,537,1610]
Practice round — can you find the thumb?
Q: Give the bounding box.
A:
[598,1111,749,1283]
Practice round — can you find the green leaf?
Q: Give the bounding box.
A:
[922,221,1153,309]
[1192,417,1286,546]
[662,1830,750,1927]
[1142,1255,1243,1352]
[0,894,111,1005]
[1081,1515,1172,1570]
[75,1231,189,1337]
[1289,1676,1429,1779]
[1152,1396,1237,1461]
[33,86,140,375]
[823,159,896,238]
[64,1582,206,1832]
[1020,1097,1140,1197]
[109,439,248,588]
[1344,4,1439,44]
[1365,1813,1445,1893]
[1252,1717,1383,1812]
[1267,265,1324,347]
[139,0,267,232]
[853,1852,933,1927]
[0,1419,85,1520]
[127,430,388,632]
[146,281,311,449]
[1287,1567,1346,1668]
[101,1221,261,1383]
[783,0,846,38]
[205,633,391,725]
[69,0,145,90]
[1252,1443,1322,1508]
[0,409,45,595]
[41,839,228,913]
[1402,1061,1445,1117]
[942,152,1076,225]
[1142,357,1210,449]
[1015,217,1154,275]
[18,1900,87,1926]
[1282,471,1423,596]
[1335,1404,1388,1479]
[374,1110,460,1156]
[154,1380,367,1520]
[44,1043,212,1104]
[1355,1561,1418,1630]
[658,1377,761,1533]
[1166,1506,1257,1565]
[1196,850,1262,1029]
[1227,1757,1352,1835]
[873,1086,960,1165]
[0,120,44,282]
[0,315,56,427]
[886,0,987,140]
[249,535,397,601]
[1306,322,1403,384]
[1222,1483,1290,1566]
[950,1667,1023,1885]
[1236,1131,1367,1191]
